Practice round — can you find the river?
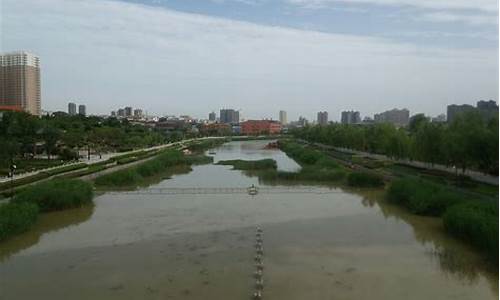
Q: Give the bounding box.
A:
[0,140,497,299]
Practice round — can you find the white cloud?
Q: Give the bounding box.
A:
[418,12,498,26]
[2,0,498,119]
[287,0,499,13]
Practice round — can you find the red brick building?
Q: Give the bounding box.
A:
[241,120,282,135]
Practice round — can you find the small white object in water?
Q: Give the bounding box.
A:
[254,270,263,278]
[253,290,263,299]
[255,278,264,289]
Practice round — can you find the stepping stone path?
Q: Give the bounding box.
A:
[253,226,264,299]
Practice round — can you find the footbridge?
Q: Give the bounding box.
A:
[104,186,342,195]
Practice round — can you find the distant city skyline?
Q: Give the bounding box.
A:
[2,0,498,120]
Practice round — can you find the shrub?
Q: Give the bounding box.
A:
[347,171,384,187]
[12,179,94,212]
[0,202,39,241]
[443,201,498,262]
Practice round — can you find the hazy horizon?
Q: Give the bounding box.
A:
[2,0,498,121]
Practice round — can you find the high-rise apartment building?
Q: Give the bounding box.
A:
[0,51,41,115]
[317,111,328,125]
[68,102,77,115]
[374,108,410,126]
[341,111,361,124]
[125,106,133,117]
[279,110,287,125]
[209,111,216,122]
[133,109,143,118]
[78,105,86,116]
[447,104,475,123]
[220,109,239,124]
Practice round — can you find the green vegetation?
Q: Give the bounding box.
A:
[94,150,213,188]
[187,138,226,152]
[217,159,277,170]
[0,202,39,242]
[0,112,167,169]
[387,177,498,262]
[268,167,346,182]
[347,171,384,187]
[386,178,464,216]
[59,165,107,179]
[0,163,87,192]
[443,201,498,263]
[292,111,498,175]
[0,178,94,242]
[250,141,348,184]
[12,179,94,212]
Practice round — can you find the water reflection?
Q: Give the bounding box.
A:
[0,140,496,299]
[0,204,95,261]
[359,190,498,292]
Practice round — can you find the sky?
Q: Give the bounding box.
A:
[1,0,498,121]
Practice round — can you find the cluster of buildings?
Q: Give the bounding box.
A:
[110,106,144,119]
[68,102,86,116]
[447,100,498,123]
[203,109,282,135]
[0,50,497,133]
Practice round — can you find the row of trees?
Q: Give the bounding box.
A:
[291,111,498,175]
[0,112,166,167]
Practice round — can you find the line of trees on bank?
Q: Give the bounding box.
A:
[291,112,498,175]
[0,112,166,168]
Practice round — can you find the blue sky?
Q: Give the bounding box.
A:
[2,0,498,120]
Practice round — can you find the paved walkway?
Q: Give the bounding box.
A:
[0,137,222,184]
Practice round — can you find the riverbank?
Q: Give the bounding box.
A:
[93,139,225,189]
[0,179,94,242]
[0,138,227,241]
[1,139,497,299]
[278,139,498,265]
[0,137,227,198]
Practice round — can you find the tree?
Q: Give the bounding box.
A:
[41,125,61,160]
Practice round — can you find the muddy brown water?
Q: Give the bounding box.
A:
[0,140,497,300]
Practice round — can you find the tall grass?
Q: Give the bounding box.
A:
[94,150,212,188]
[187,139,226,152]
[217,159,277,170]
[386,178,463,216]
[347,171,384,187]
[443,201,498,263]
[12,179,94,212]
[0,202,39,242]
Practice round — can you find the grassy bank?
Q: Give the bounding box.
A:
[1,179,94,242]
[387,177,498,262]
[94,150,213,188]
[0,202,39,242]
[283,140,497,263]
[187,138,227,152]
[387,178,465,216]
[0,163,87,193]
[275,141,386,187]
[12,179,94,212]
[217,159,277,170]
[347,171,384,187]
[443,201,498,263]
